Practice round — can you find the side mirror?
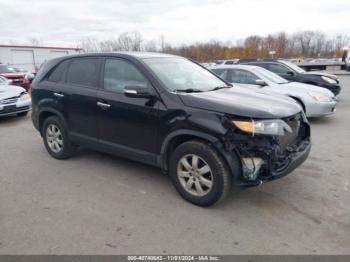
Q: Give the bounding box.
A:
[255,79,267,86]
[286,71,294,76]
[124,85,154,98]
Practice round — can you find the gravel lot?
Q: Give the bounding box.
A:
[0,76,349,255]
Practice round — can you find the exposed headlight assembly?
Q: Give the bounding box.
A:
[233,119,292,136]
[321,76,337,85]
[308,92,332,102]
[19,93,31,101]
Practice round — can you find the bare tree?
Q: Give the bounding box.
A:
[144,40,158,52]
[79,37,101,52]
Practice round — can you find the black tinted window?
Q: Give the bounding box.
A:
[66,58,99,87]
[267,63,291,75]
[47,60,70,82]
[103,59,148,93]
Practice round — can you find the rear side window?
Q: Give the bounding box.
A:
[103,59,148,93]
[47,60,70,82]
[66,58,99,87]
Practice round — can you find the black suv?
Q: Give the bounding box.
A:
[31,52,311,206]
[238,59,341,96]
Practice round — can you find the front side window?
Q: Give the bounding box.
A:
[267,63,291,75]
[228,69,259,84]
[253,67,289,84]
[280,60,305,73]
[66,58,99,87]
[143,58,227,92]
[103,59,149,93]
[211,68,227,79]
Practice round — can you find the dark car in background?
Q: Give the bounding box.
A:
[237,59,341,96]
[0,64,32,91]
[31,52,311,206]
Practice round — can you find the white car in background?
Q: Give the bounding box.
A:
[210,65,337,117]
[0,80,31,117]
[0,75,12,85]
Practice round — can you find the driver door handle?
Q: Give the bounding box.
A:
[54,92,64,98]
[97,101,111,109]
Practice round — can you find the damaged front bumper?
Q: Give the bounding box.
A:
[223,113,311,187]
[238,140,311,186]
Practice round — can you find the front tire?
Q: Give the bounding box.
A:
[42,116,76,159]
[169,140,231,206]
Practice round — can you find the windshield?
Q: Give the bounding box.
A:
[0,65,16,74]
[143,58,228,92]
[280,60,305,73]
[253,67,289,84]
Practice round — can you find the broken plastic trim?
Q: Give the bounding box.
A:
[241,157,265,181]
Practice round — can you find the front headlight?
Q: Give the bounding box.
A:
[19,93,31,101]
[321,76,337,84]
[308,92,332,102]
[233,119,292,136]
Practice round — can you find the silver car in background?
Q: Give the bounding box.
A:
[0,81,31,117]
[210,65,337,117]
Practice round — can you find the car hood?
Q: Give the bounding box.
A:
[281,82,334,97]
[302,71,338,80]
[0,84,25,100]
[178,87,301,119]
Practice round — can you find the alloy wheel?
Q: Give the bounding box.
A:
[177,154,213,197]
[46,124,63,153]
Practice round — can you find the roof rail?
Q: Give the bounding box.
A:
[237,58,276,63]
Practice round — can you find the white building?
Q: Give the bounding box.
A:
[0,45,83,72]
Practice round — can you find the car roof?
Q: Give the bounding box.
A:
[56,51,180,61]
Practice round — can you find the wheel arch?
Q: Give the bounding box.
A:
[159,130,241,182]
[38,107,67,135]
[289,96,306,113]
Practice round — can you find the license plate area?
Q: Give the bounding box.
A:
[3,105,16,112]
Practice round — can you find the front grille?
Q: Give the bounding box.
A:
[278,113,302,151]
[0,97,18,105]
[12,79,23,84]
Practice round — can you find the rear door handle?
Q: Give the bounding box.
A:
[54,92,64,98]
[97,101,111,109]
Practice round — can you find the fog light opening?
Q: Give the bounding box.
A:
[242,157,264,181]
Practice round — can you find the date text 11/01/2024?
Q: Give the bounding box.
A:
[127,255,220,261]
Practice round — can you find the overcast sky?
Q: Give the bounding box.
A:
[0,0,349,47]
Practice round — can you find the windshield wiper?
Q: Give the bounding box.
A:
[208,86,232,91]
[174,88,204,93]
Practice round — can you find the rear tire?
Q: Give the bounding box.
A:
[42,116,76,159]
[169,140,232,206]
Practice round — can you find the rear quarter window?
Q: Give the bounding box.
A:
[46,60,70,82]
